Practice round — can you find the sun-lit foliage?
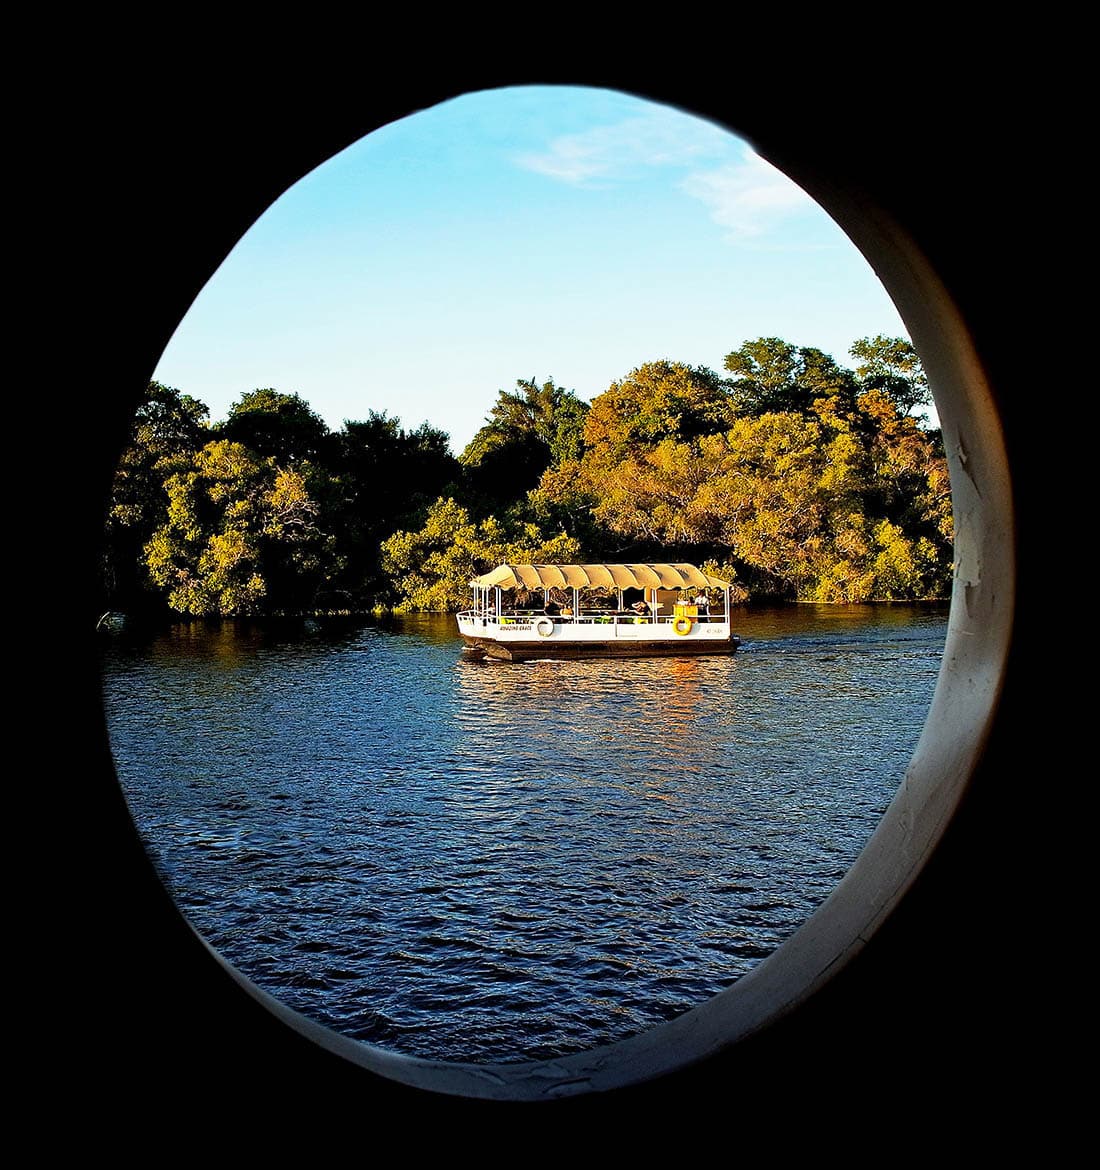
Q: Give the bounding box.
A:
[103,335,951,617]
[533,339,951,602]
[142,439,337,616]
[380,498,581,612]
[849,335,931,415]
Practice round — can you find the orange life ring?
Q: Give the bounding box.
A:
[672,616,693,636]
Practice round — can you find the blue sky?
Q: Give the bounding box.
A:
[152,86,911,455]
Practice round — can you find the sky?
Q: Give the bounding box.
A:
[152,85,912,456]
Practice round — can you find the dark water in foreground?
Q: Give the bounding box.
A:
[100,604,948,1064]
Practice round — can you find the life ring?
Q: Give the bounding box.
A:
[672,616,693,636]
[534,617,554,637]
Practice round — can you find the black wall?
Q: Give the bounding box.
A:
[41,49,1049,1147]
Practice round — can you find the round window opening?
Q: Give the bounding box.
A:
[98,86,1012,1100]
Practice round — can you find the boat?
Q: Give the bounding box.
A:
[457,563,741,662]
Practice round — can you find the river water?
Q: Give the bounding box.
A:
[100,604,948,1064]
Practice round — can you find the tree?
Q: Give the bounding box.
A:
[532,360,737,561]
[102,381,209,611]
[218,388,335,466]
[460,378,589,512]
[724,337,859,416]
[330,412,459,605]
[380,497,581,612]
[850,335,931,415]
[581,361,734,457]
[534,342,952,602]
[143,439,338,616]
[338,413,456,522]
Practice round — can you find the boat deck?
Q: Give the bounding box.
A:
[457,612,739,661]
[457,562,740,662]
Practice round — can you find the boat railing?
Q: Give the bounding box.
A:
[457,611,727,627]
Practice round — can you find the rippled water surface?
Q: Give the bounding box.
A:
[100,605,947,1063]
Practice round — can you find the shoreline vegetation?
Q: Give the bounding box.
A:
[101,336,952,622]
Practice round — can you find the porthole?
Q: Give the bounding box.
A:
[94,83,1013,1103]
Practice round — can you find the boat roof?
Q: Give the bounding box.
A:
[470,563,731,590]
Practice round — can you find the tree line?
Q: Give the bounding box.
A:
[101,336,952,617]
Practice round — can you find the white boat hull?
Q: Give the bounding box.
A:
[457,614,740,661]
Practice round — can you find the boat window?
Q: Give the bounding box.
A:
[99,82,1009,1102]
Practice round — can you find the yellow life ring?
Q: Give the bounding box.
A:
[672,616,693,636]
[534,617,554,637]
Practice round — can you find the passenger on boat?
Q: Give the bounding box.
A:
[693,591,710,620]
[544,599,561,616]
[630,600,649,617]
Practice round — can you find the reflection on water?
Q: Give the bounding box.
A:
[101,604,948,1063]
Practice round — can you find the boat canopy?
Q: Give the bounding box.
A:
[470,563,730,591]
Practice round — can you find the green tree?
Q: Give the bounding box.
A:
[381,497,581,612]
[724,337,859,416]
[143,439,338,616]
[103,381,209,611]
[330,412,459,606]
[218,388,335,466]
[460,378,589,512]
[850,335,931,415]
